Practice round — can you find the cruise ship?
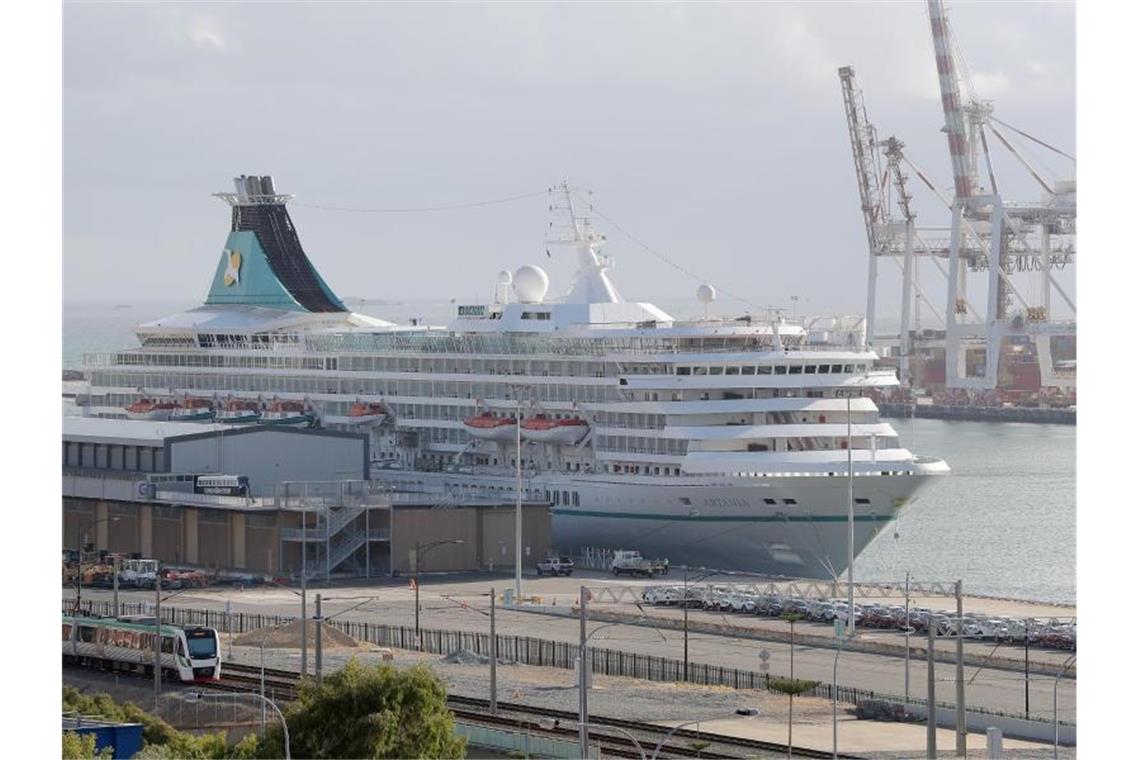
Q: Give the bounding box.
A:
[79,176,949,579]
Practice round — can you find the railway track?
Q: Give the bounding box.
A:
[215,664,850,759]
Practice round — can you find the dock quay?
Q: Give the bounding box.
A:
[878,402,1075,424]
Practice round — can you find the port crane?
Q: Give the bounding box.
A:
[840,0,1075,393]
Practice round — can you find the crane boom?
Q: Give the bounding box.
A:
[927,0,975,199]
[838,66,887,253]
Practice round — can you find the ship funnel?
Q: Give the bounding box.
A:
[260,176,276,195]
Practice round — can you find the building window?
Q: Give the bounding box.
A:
[855,498,871,505]
[572,492,580,506]
[763,498,777,505]
[783,498,797,505]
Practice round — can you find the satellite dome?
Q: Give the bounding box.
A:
[696,283,717,305]
[497,270,513,285]
[513,265,550,304]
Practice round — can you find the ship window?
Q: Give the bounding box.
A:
[725,366,740,376]
[538,312,551,321]
[741,366,755,375]
[783,498,797,505]
[855,498,871,504]
[831,364,843,373]
[709,367,724,376]
[758,366,772,375]
[676,367,691,376]
[763,498,777,505]
[774,366,787,375]
[844,364,854,373]
[572,492,580,506]
[562,491,570,505]
[818,365,831,374]
[804,365,817,374]
[693,366,708,376]
[789,366,803,375]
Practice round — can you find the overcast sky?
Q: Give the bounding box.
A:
[63,0,1075,320]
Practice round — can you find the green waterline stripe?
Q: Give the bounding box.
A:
[551,509,896,523]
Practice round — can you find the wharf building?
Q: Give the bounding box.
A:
[62,418,551,578]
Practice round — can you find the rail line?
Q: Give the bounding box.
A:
[215,663,850,759]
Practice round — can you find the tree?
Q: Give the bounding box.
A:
[262,659,466,759]
[768,676,821,759]
[62,731,113,759]
[62,687,256,759]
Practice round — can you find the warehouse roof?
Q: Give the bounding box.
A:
[63,417,232,446]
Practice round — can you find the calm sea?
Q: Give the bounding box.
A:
[63,301,1076,605]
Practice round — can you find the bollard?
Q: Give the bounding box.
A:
[986,727,1003,759]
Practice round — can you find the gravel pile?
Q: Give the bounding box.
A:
[232,620,358,649]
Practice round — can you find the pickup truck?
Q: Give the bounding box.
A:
[535,557,574,576]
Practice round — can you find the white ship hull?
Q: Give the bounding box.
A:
[373,468,941,578]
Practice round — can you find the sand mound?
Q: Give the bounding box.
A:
[233,619,359,649]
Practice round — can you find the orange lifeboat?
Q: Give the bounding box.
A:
[348,400,388,424]
[214,398,262,425]
[520,414,589,444]
[125,397,178,421]
[463,412,517,442]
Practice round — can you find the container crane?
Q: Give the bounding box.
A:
[926,0,1076,392]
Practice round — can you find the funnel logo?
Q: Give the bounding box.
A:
[223,250,242,286]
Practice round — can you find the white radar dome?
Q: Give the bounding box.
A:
[497,270,513,285]
[513,265,550,303]
[696,283,717,305]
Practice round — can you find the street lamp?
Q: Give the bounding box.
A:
[1053,654,1075,760]
[649,708,760,760]
[832,631,858,759]
[414,538,465,644]
[73,516,119,614]
[185,691,290,759]
[835,386,860,637]
[541,718,646,760]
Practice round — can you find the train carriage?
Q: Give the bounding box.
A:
[62,615,221,682]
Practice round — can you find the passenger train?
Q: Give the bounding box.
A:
[62,615,222,682]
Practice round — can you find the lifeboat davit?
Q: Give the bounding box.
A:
[214,398,262,425]
[347,400,388,424]
[125,397,178,421]
[520,414,589,444]
[463,412,517,441]
[171,397,215,422]
[260,399,316,428]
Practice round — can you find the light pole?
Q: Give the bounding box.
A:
[514,397,523,600]
[1053,654,1075,759]
[414,538,465,645]
[185,692,290,759]
[649,709,759,760]
[835,386,859,636]
[73,516,119,614]
[832,632,857,759]
[682,566,716,682]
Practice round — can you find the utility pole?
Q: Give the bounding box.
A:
[1025,617,1031,720]
[154,570,162,710]
[112,555,120,618]
[682,565,689,682]
[904,572,911,703]
[955,580,966,757]
[578,585,589,759]
[926,623,936,759]
[301,522,308,680]
[515,399,523,601]
[315,593,323,686]
[489,588,497,714]
[846,392,855,637]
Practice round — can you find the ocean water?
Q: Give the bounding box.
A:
[62,301,1076,605]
